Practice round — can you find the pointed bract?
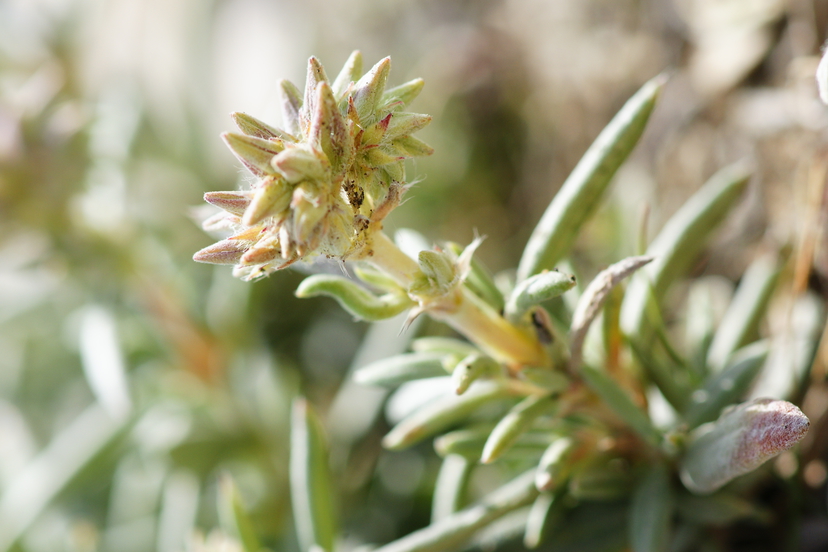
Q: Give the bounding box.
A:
[280,79,303,137]
[352,57,391,122]
[222,132,284,176]
[332,50,363,99]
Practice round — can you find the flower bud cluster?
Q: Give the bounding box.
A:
[194,52,433,280]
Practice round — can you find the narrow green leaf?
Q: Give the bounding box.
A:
[218,476,260,552]
[382,382,513,450]
[629,464,673,552]
[371,469,539,552]
[535,437,577,491]
[290,398,338,552]
[354,352,448,387]
[524,491,563,549]
[517,74,666,281]
[504,270,577,324]
[435,425,552,460]
[431,454,473,523]
[411,337,480,358]
[620,163,752,337]
[296,274,414,321]
[684,341,769,429]
[706,255,779,372]
[580,364,662,447]
[481,395,558,463]
[680,398,809,494]
[452,354,500,395]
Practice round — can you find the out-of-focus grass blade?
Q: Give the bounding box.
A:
[504,270,577,324]
[580,364,662,447]
[684,341,768,429]
[481,394,558,463]
[218,475,261,552]
[706,255,779,372]
[621,163,752,337]
[516,75,665,281]
[296,274,413,321]
[156,470,200,552]
[290,398,338,552]
[354,352,448,387]
[523,491,563,549]
[569,256,653,370]
[371,469,539,552]
[629,464,673,552]
[79,305,132,420]
[0,403,128,552]
[383,382,513,450]
[431,454,472,523]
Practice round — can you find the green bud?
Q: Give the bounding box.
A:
[222,132,284,177]
[418,250,457,294]
[272,145,327,184]
[242,176,292,226]
[303,57,330,128]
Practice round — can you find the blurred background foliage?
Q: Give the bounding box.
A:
[1,0,827,551]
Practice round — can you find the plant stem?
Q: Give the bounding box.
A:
[364,230,420,287]
[363,231,549,370]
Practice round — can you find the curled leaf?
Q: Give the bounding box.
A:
[296,274,414,322]
[569,255,653,370]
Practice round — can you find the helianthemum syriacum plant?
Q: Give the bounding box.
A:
[194,53,818,552]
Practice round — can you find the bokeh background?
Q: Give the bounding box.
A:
[1,0,827,551]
